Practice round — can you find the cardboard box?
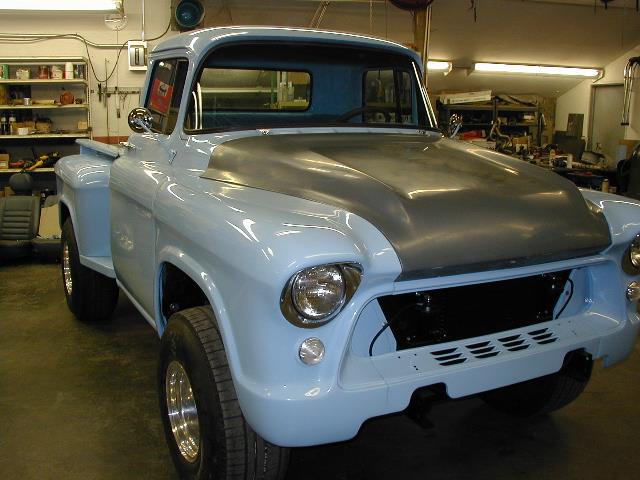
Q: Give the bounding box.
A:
[0,153,9,169]
[38,204,61,238]
[3,186,14,197]
[440,90,492,105]
[619,139,640,159]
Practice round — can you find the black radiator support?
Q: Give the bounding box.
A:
[379,270,572,350]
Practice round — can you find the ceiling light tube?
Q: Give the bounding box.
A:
[426,60,452,74]
[473,62,601,78]
[0,0,122,12]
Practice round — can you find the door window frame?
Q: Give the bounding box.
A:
[144,57,190,135]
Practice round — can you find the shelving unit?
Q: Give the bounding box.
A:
[1,133,90,139]
[0,56,91,193]
[438,97,541,147]
[2,168,55,173]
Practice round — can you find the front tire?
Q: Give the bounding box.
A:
[481,350,593,417]
[158,306,289,480]
[61,218,119,322]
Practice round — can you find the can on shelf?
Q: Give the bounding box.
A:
[15,68,30,80]
[74,64,85,79]
[0,64,8,79]
[38,65,50,79]
[51,65,63,79]
[64,62,74,79]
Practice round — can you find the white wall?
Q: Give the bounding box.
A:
[555,44,640,141]
[0,0,175,139]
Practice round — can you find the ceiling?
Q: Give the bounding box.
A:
[208,0,640,97]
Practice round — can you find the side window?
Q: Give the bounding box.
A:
[145,58,189,134]
[363,69,416,125]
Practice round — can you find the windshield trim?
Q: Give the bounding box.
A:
[182,41,437,136]
[184,122,441,136]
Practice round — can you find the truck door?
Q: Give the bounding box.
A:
[110,58,188,318]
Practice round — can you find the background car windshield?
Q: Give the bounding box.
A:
[185,43,435,132]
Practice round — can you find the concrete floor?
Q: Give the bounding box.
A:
[1,261,640,480]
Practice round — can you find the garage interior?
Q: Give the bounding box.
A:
[1,1,640,479]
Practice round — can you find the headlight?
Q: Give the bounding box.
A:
[630,235,640,269]
[281,263,362,328]
[292,265,345,321]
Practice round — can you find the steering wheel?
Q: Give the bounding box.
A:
[337,106,392,123]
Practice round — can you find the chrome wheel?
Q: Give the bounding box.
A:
[62,242,73,295]
[166,360,200,463]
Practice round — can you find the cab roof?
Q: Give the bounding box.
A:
[151,26,422,66]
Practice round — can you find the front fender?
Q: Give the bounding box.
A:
[582,190,640,248]
[153,178,402,440]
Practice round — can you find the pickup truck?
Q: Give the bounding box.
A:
[56,26,640,480]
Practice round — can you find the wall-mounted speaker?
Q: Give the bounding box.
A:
[173,0,205,31]
[389,0,435,11]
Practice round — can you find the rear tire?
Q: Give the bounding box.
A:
[158,306,289,480]
[61,218,119,322]
[481,350,593,417]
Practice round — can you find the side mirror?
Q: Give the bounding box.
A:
[128,107,153,133]
[449,113,463,138]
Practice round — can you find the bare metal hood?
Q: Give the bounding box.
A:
[202,132,611,280]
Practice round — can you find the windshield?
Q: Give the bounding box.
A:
[184,43,437,133]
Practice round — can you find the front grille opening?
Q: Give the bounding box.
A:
[378,269,572,351]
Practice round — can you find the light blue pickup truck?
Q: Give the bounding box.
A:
[56,26,640,480]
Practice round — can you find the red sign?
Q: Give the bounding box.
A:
[149,78,173,115]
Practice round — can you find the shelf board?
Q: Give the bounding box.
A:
[0,57,87,64]
[501,123,538,127]
[0,168,55,173]
[0,79,87,85]
[1,133,90,139]
[496,105,538,112]
[443,104,493,111]
[0,104,88,110]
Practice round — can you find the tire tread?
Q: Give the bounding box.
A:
[161,306,289,480]
[61,218,118,322]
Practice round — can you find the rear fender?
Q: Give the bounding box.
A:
[54,149,114,258]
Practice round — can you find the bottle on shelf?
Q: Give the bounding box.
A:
[8,112,16,135]
[0,114,7,135]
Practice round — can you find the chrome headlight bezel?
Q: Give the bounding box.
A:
[630,234,640,268]
[623,233,640,275]
[280,263,362,328]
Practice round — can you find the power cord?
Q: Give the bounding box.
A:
[0,7,172,84]
[368,303,416,357]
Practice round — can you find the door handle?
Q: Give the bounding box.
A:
[119,141,137,150]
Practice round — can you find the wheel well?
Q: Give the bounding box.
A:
[160,263,209,321]
[59,202,70,228]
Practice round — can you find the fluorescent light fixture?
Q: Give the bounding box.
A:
[426,60,452,74]
[0,0,122,11]
[473,62,601,78]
